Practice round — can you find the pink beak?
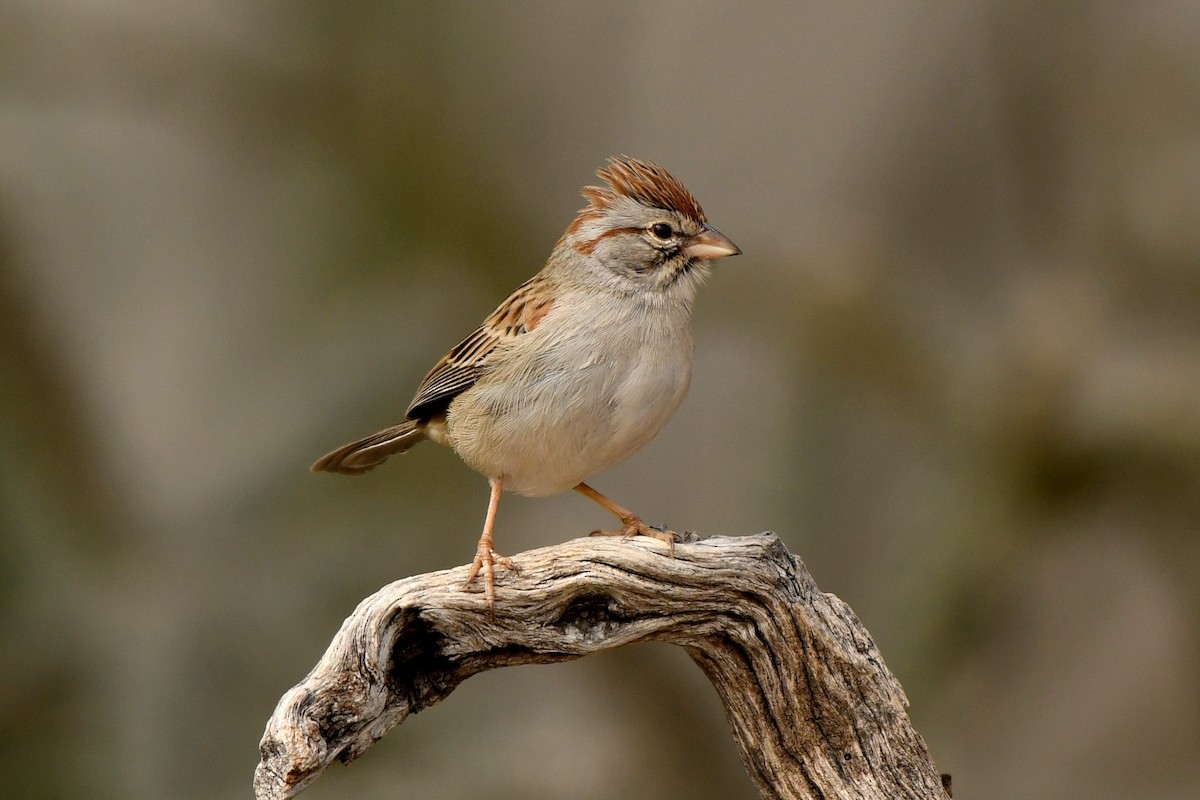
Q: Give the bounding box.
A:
[684,227,741,261]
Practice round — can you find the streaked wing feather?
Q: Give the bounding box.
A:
[405,277,554,420]
[404,329,493,419]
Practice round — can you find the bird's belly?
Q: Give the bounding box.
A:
[444,338,691,497]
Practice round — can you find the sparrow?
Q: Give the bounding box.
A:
[312,157,740,609]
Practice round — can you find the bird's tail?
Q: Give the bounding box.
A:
[310,420,428,475]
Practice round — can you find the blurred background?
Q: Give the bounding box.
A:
[2,1,1198,798]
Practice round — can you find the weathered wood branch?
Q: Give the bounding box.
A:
[255,532,946,799]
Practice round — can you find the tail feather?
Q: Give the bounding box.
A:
[310,420,428,475]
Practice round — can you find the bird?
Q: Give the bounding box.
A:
[311,156,740,609]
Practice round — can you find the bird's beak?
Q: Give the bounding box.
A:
[685,227,741,261]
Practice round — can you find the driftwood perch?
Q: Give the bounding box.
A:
[255,532,946,799]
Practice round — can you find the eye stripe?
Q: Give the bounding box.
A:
[571,225,642,255]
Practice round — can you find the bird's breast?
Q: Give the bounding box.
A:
[444,299,694,496]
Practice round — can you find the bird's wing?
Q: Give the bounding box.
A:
[405,276,554,420]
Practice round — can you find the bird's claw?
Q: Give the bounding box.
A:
[589,516,681,556]
[464,546,518,611]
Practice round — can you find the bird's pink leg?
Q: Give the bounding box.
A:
[464,478,515,610]
[573,482,680,556]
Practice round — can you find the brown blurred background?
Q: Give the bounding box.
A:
[2,2,1198,798]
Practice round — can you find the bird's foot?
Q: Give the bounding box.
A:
[464,545,517,611]
[590,516,681,556]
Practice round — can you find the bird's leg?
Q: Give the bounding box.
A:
[464,478,515,610]
[573,482,680,556]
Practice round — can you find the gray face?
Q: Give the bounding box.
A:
[588,201,712,296]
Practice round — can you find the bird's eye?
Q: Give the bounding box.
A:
[649,222,675,241]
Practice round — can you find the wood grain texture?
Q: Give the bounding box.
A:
[254,532,946,799]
